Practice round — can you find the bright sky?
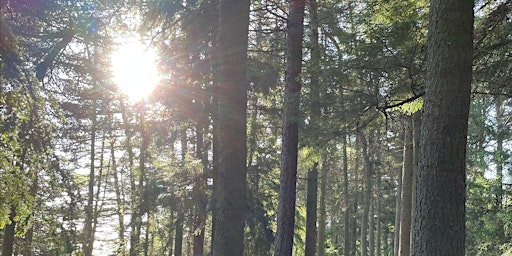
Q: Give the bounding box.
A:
[111,39,160,102]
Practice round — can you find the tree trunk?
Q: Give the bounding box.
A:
[343,135,350,256]
[193,98,208,256]
[351,143,360,256]
[376,167,382,256]
[175,209,184,256]
[211,0,250,254]
[1,205,16,256]
[412,0,473,254]
[111,136,126,255]
[369,191,375,256]
[494,95,504,208]
[393,158,402,256]
[305,163,318,256]
[83,99,97,256]
[360,131,373,256]
[317,163,327,256]
[130,102,148,256]
[399,117,413,256]
[273,0,305,254]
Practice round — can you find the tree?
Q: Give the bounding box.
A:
[398,116,413,256]
[273,0,305,254]
[211,0,250,254]
[412,0,473,255]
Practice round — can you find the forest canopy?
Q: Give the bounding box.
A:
[1,0,511,255]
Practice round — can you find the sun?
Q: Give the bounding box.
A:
[111,39,160,102]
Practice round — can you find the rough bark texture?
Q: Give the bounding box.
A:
[305,163,318,256]
[412,0,473,254]
[273,0,305,254]
[211,0,249,254]
[399,117,413,256]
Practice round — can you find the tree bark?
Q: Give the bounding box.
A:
[412,0,473,254]
[211,0,249,254]
[273,0,305,255]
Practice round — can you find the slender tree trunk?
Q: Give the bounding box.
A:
[351,143,360,256]
[412,0,473,254]
[305,163,319,256]
[1,205,16,256]
[131,102,148,256]
[175,209,184,256]
[376,168,382,256]
[83,99,97,256]
[399,116,413,256]
[167,207,175,256]
[343,135,350,256]
[193,100,207,256]
[360,131,373,256]
[317,163,327,256]
[112,136,126,255]
[411,111,421,242]
[273,0,305,254]
[119,99,137,256]
[393,158,402,256]
[369,192,375,256]
[494,96,504,208]
[212,0,250,254]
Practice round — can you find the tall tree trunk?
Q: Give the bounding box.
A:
[131,102,148,256]
[305,163,318,256]
[273,0,305,254]
[83,99,97,256]
[1,205,16,256]
[317,163,327,256]
[393,158,402,256]
[307,0,321,253]
[494,95,504,208]
[212,0,249,254]
[175,209,184,256]
[360,131,372,256]
[376,166,382,256]
[412,0,473,254]
[343,135,350,256]
[112,136,126,255]
[167,206,175,256]
[193,97,207,256]
[351,143,360,256]
[411,111,421,240]
[369,192,375,256]
[120,99,138,256]
[399,116,413,256]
